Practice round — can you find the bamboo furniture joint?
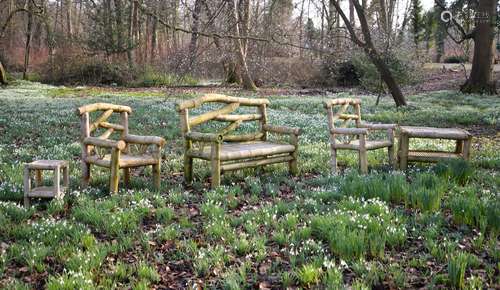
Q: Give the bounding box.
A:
[324,98,396,174]
[398,126,472,170]
[77,103,166,193]
[177,94,301,188]
[24,160,69,207]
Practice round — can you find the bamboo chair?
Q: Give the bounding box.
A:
[77,103,166,193]
[324,98,396,174]
[177,94,302,188]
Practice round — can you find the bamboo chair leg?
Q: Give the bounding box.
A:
[463,138,472,160]
[211,144,221,189]
[398,134,409,170]
[388,145,396,169]
[288,158,298,176]
[62,166,69,188]
[153,161,161,190]
[109,149,121,194]
[289,135,299,176]
[82,162,91,188]
[359,135,368,174]
[123,168,130,187]
[359,150,368,174]
[23,167,31,208]
[184,156,193,184]
[331,148,338,174]
[54,165,61,198]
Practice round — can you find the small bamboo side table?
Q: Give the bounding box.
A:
[398,126,472,170]
[24,160,69,207]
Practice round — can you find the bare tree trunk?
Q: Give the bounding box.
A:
[23,1,33,80]
[65,0,73,39]
[127,0,138,68]
[227,0,256,90]
[150,2,158,63]
[298,0,305,58]
[461,0,497,94]
[171,0,179,50]
[186,0,203,73]
[0,61,7,84]
[349,0,355,26]
[115,0,124,51]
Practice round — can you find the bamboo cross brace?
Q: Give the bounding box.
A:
[219,120,243,135]
[189,103,240,127]
[89,109,114,132]
[99,128,115,139]
[332,103,350,121]
[100,122,125,131]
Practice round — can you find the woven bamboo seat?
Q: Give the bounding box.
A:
[177,94,301,188]
[76,103,165,193]
[188,141,296,161]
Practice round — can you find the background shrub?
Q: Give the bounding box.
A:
[351,52,421,92]
[443,55,468,64]
[42,56,134,86]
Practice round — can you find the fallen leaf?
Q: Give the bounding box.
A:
[259,281,271,290]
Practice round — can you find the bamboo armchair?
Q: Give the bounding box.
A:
[324,98,396,174]
[177,94,301,188]
[77,103,166,193]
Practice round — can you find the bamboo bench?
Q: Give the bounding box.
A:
[177,94,301,188]
[77,103,165,193]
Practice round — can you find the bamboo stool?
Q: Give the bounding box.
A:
[24,160,69,207]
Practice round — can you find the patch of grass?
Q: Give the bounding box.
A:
[0,81,499,288]
[448,252,468,289]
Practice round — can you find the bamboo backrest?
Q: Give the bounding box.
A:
[77,103,132,141]
[176,94,270,142]
[324,98,362,131]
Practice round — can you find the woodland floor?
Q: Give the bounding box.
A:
[0,75,498,289]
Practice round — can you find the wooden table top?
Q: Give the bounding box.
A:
[26,160,69,170]
[399,126,471,140]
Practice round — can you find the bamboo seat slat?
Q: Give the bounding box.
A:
[85,153,158,168]
[187,141,296,161]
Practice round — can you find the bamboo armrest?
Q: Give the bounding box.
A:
[359,122,397,130]
[331,128,368,135]
[185,132,223,143]
[263,124,302,136]
[125,134,166,147]
[83,137,126,150]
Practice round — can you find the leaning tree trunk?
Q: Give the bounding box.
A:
[345,0,407,106]
[0,61,7,84]
[367,49,407,106]
[460,0,497,94]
